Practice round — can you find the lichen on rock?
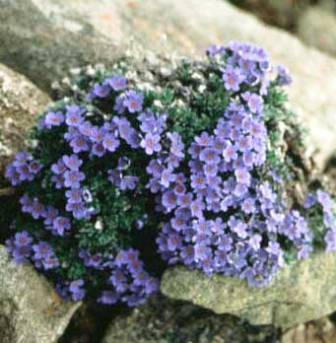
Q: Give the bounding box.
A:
[0,245,80,343]
[0,64,50,178]
[161,251,336,328]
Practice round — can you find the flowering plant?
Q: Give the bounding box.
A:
[4,42,336,305]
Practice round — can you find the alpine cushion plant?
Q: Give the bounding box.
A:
[4,42,336,305]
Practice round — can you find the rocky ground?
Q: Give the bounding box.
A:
[0,0,336,342]
[229,0,336,58]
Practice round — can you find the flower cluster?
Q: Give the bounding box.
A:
[4,42,335,305]
[305,190,336,252]
[156,43,318,286]
[5,73,166,304]
[99,249,159,306]
[5,231,59,270]
[51,154,94,220]
[56,249,159,304]
[20,195,73,236]
[6,152,42,186]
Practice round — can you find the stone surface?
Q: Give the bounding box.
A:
[228,0,309,30]
[102,296,277,343]
[0,64,50,177]
[281,318,336,343]
[298,5,336,57]
[0,0,335,167]
[0,245,80,343]
[161,252,336,328]
[0,0,123,94]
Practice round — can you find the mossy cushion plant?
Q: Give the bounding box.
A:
[4,42,336,305]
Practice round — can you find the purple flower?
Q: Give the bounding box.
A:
[69,279,86,301]
[64,170,85,188]
[5,165,20,186]
[29,160,42,174]
[249,234,262,251]
[317,190,333,214]
[65,105,85,127]
[222,66,244,91]
[44,111,64,129]
[241,198,256,214]
[98,291,119,305]
[277,65,292,86]
[297,244,312,260]
[123,90,144,113]
[6,231,33,264]
[191,173,207,190]
[195,132,212,147]
[160,169,176,188]
[231,220,248,239]
[242,92,263,114]
[66,202,89,219]
[167,233,182,251]
[51,159,67,175]
[69,135,90,153]
[32,241,53,260]
[91,143,106,157]
[30,199,46,219]
[140,133,161,155]
[92,82,110,98]
[14,231,33,247]
[6,153,42,186]
[206,44,225,58]
[66,188,83,203]
[44,206,59,225]
[80,251,103,269]
[108,75,128,91]
[52,216,71,236]
[199,148,220,165]
[114,94,126,114]
[235,168,251,186]
[223,142,237,162]
[114,117,137,145]
[304,193,317,209]
[259,182,276,202]
[167,132,184,158]
[102,133,120,153]
[177,193,193,208]
[63,154,83,171]
[325,229,336,252]
[194,243,211,262]
[119,176,139,191]
[190,198,205,218]
[43,255,60,270]
[161,191,177,212]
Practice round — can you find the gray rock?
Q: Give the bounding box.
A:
[227,0,308,30]
[298,5,336,57]
[0,64,50,177]
[0,0,123,94]
[281,317,336,343]
[102,296,276,343]
[161,252,336,328]
[0,245,80,343]
[0,0,335,167]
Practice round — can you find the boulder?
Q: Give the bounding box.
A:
[0,245,80,343]
[226,0,308,30]
[161,252,336,328]
[298,5,336,58]
[0,0,123,94]
[0,64,50,177]
[281,318,336,343]
[102,296,276,343]
[0,0,335,166]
